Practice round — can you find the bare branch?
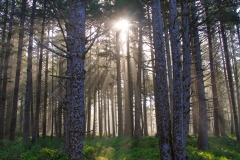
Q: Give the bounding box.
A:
[34,37,69,58]
[50,74,70,79]
[49,92,66,106]
[49,41,69,55]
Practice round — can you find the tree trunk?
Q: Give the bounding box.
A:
[92,88,97,138]
[169,0,184,158]
[0,0,15,141]
[32,0,46,143]
[116,31,123,137]
[87,88,91,138]
[124,28,133,136]
[134,19,142,140]
[111,85,115,137]
[57,57,64,138]
[143,69,148,136]
[151,0,173,159]
[9,0,27,141]
[203,1,220,137]
[22,0,36,143]
[0,0,8,90]
[191,1,209,150]
[42,26,50,138]
[220,22,240,143]
[230,30,240,130]
[67,0,86,158]
[182,0,191,151]
[218,28,233,134]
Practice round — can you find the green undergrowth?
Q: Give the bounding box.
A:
[0,135,240,159]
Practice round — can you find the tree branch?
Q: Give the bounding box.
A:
[34,37,69,58]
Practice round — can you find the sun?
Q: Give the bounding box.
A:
[115,19,129,31]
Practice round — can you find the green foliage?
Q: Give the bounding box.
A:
[1,135,240,159]
[186,135,240,160]
[0,137,67,160]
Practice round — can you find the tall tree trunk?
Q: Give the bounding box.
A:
[236,25,240,47]
[147,4,157,136]
[116,31,123,137]
[9,0,27,141]
[99,89,102,137]
[143,69,148,136]
[151,0,173,159]
[203,1,220,137]
[162,0,173,111]
[22,0,36,143]
[87,88,91,138]
[220,22,240,143]
[19,97,23,133]
[124,28,133,136]
[108,94,111,137]
[32,0,46,143]
[67,0,86,158]
[111,84,115,137]
[182,0,191,152]
[230,30,240,130]
[57,57,64,138]
[0,0,15,141]
[42,26,50,138]
[92,87,97,138]
[169,0,184,158]
[191,1,209,150]
[134,19,142,140]
[0,0,8,89]
[218,28,234,134]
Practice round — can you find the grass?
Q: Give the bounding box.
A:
[0,135,240,159]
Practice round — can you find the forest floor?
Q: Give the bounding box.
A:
[0,134,240,160]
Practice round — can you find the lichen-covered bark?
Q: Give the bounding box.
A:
[67,0,86,159]
[191,1,209,150]
[169,0,184,158]
[181,0,191,152]
[151,0,173,159]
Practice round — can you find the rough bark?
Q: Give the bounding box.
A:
[151,0,173,159]
[169,0,184,158]
[181,0,191,151]
[67,0,86,159]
